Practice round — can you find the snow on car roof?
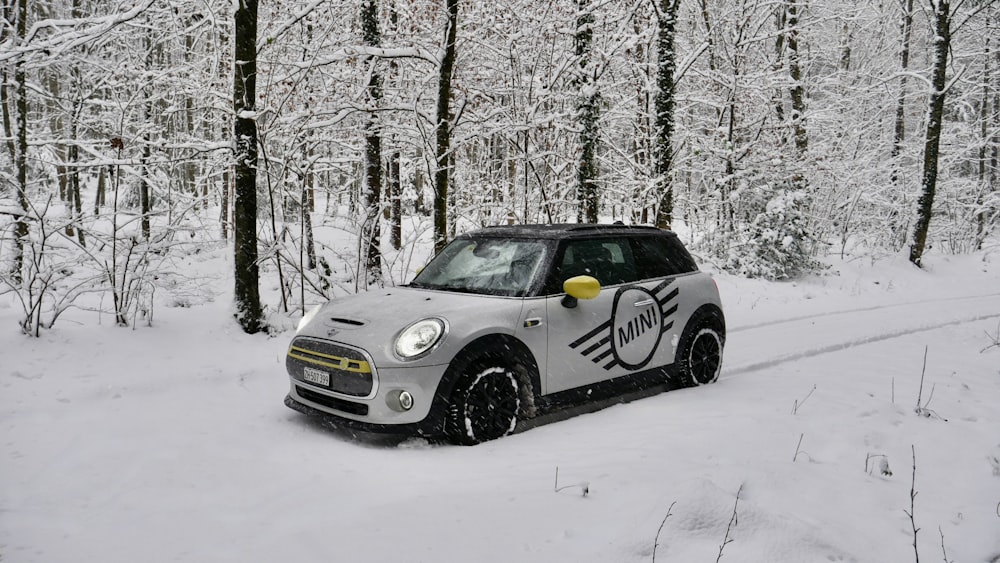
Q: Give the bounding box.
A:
[464,223,672,239]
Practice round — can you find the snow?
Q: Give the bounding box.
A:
[3,248,1000,562]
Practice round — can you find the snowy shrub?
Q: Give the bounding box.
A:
[726,189,825,280]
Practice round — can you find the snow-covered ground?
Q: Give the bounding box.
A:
[3,247,1000,562]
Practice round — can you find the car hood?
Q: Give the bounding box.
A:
[294,286,526,368]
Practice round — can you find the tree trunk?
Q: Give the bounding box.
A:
[976,34,990,249]
[233,0,263,333]
[415,147,426,214]
[68,0,85,246]
[10,0,29,285]
[909,0,951,267]
[991,14,999,243]
[69,102,85,247]
[95,165,107,214]
[302,180,316,271]
[786,0,807,155]
[221,167,230,240]
[0,0,14,166]
[654,0,681,229]
[362,0,383,286]
[140,103,152,240]
[434,0,458,252]
[892,0,914,163]
[140,20,152,240]
[575,0,599,224]
[390,151,401,250]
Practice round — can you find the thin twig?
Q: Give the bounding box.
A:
[793,433,805,462]
[554,466,588,497]
[922,383,937,410]
[980,320,1000,353]
[791,384,817,415]
[939,526,952,563]
[715,484,743,563]
[915,346,928,413]
[651,501,676,563]
[903,445,920,563]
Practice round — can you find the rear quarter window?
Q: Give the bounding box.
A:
[631,236,699,279]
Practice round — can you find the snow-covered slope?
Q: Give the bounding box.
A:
[2,251,1000,562]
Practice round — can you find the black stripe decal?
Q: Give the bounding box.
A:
[603,358,619,370]
[657,287,679,306]
[581,335,610,356]
[570,320,612,349]
[660,320,675,334]
[652,278,675,295]
[593,348,614,363]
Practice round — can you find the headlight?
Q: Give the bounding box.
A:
[296,304,323,333]
[394,318,446,359]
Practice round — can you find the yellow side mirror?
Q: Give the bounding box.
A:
[562,275,601,308]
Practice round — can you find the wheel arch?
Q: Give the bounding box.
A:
[435,334,541,418]
[685,303,726,343]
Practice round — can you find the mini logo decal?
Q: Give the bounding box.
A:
[569,278,678,371]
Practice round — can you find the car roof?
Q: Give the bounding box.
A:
[460,223,675,240]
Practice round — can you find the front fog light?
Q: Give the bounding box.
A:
[387,389,415,412]
[399,391,413,410]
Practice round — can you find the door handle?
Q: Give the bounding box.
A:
[633,299,655,308]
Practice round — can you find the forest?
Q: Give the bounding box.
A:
[0,0,997,335]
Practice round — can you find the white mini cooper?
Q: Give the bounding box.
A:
[285,224,725,444]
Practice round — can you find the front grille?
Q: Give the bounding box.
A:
[296,386,369,416]
[286,336,375,397]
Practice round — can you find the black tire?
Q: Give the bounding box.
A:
[446,363,520,445]
[677,316,724,386]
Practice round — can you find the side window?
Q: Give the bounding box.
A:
[632,236,698,279]
[552,238,639,288]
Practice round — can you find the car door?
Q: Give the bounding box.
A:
[544,237,681,394]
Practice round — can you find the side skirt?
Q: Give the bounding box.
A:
[515,364,684,433]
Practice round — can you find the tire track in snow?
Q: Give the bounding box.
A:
[724,311,1000,377]
[728,291,1000,334]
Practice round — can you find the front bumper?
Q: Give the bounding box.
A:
[285,362,451,429]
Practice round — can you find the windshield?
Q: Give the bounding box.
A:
[410,238,549,296]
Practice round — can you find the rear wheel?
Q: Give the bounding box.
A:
[446,363,520,445]
[678,317,724,386]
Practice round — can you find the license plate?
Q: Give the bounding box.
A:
[302,367,330,386]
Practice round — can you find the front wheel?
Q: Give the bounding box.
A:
[678,318,724,386]
[446,364,520,445]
